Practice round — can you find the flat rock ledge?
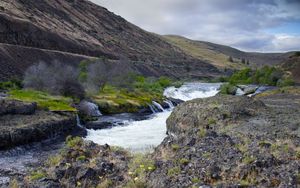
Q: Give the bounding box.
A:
[0,99,77,149]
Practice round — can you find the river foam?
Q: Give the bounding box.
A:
[85,82,222,152]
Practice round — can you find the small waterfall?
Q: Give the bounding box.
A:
[164,100,174,109]
[148,101,165,113]
[148,104,157,113]
[152,101,165,112]
[76,114,84,129]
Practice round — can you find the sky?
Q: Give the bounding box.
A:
[91,0,300,52]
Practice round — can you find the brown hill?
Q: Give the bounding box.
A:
[0,0,219,81]
[163,35,292,69]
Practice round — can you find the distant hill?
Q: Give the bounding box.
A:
[163,35,292,69]
[0,0,219,81]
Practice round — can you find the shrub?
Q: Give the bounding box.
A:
[220,84,237,95]
[60,79,85,100]
[76,155,86,161]
[23,62,85,99]
[47,155,62,167]
[171,144,180,151]
[198,128,207,138]
[167,167,180,176]
[179,158,190,165]
[277,77,295,87]
[226,66,293,87]
[66,136,83,148]
[30,171,46,181]
[0,79,22,90]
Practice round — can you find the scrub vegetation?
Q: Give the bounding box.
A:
[2,58,178,114]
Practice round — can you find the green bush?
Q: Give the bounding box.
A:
[66,136,83,148]
[227,66,294,87]
[0,79,22,90]
[220,84,237,95]
[30,171,46,181]
[167,167,180,176]
[277,77,295,87]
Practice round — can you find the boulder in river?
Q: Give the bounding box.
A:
[77,100,102,117]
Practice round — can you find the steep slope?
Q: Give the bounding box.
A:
[0,0,219,81]
[163,35,291,69]
[280,53,300,84]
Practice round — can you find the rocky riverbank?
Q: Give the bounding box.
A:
[0,99,78,150]
[4,87,300,187]
[147,87,300,187]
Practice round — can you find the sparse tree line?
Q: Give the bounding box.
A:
[228,56,250,65]
[22,58,135,100]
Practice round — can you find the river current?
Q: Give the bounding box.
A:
[85,82,222,152]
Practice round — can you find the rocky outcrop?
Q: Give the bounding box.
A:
[0,99,37,115]
[26,138,130,188]
[0,99,77,149]
[147,92,300,187]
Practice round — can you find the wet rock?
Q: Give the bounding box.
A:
[76,168,96,180]
[243,85,258,95]
[77,100,102,117]
[168,97,184,106]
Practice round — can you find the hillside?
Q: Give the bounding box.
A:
[281,54,300,84]
[0,0,219,81]
[163,35,291,69]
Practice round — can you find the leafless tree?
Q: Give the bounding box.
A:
[23,61,85,99]
[86,58,135,93]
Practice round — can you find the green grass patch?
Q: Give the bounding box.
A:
[171,144,180,151]
[167,167,180,176]
[90,75,181,114]
[30,171,46,181]
[8,89,76,111]
[66,136,84,148]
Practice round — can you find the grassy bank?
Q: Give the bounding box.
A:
[8,90,76,112]
[1,75,180,114]
[91,76,180,114]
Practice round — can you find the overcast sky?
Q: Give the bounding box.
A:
[91,0,300,52]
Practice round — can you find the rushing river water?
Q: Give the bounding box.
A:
[85,82,222,152]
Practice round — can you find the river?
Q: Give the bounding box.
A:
[85,82,222,152]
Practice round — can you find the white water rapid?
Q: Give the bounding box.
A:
[85,82,222,152]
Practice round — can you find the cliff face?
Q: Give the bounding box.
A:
[0,0,219,80]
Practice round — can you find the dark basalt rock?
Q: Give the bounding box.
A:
[0,99,37,115]
[147,93,300,187]
[0,99,77,149]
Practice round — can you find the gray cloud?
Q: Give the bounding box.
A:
[91,0,300,52]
